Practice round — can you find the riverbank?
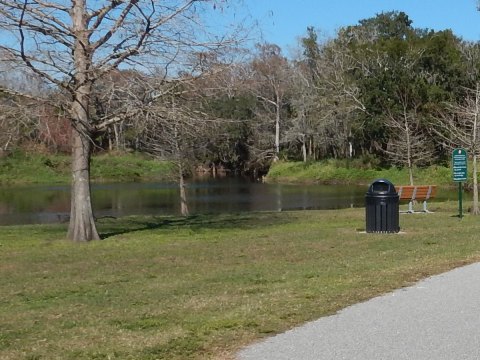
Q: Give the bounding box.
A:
[0,152,459,188]
[0,151,173,185]
[265,160,453,186]
[2,202,480,359]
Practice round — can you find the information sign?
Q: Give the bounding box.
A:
[452,148,467,182]
[452,148,467,218]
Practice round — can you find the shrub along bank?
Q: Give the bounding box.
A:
[0,152,466,188]
[266,160,455,187]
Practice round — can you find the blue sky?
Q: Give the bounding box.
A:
[242,0,480,52]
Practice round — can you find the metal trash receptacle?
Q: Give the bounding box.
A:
[365,179,399,233]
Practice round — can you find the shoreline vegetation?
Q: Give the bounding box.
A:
[265,160,458,188]
[0,151,174,185]
[2,203,480,359]
[0,151,461,188]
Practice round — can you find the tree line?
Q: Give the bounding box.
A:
[3,12,480,172]
[1,4,480,240]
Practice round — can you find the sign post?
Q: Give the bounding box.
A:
[452,148,467,218]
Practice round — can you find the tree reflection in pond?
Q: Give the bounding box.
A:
[0,178,457,225]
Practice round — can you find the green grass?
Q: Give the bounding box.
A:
[0,152,174,185]
[2,202,480,359]
[266,160,453,186]
[90,152,174,182]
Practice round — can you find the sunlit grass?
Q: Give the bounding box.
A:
[1,202,480,359]
[267,160,453,186]
[0,151,173,185]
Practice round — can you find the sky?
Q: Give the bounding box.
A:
[241,0,480,53]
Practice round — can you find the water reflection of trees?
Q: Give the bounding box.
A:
[0,187,69,214]
[0,180,460,225]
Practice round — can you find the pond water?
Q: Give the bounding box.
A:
[0,177,459,225]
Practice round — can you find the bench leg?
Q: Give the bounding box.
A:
[423,200,433,213]
[408,201,414,213]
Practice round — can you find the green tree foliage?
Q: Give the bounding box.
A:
[3,10,479,176]
[203,94,256,171]
[322,11,468,165]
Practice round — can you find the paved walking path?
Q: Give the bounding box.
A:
[237,262,480,360]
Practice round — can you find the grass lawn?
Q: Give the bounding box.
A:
[0,152,173,185]
[1,202,480,359]
[266,160,454,186]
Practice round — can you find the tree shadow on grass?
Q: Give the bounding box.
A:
[98,212,297,240]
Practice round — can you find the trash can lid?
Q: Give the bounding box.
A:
[366,178,397,195]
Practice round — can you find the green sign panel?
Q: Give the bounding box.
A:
[452,148,467,182]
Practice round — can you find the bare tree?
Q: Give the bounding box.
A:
[92,69,150,151]
[137,79,216,216]
[0,94,33,152]
[0,1,244,241]
[286,62,328,162]
[384,102,434,185]
[139,100,193,216]
[433,40,480,214]
[434,85,480,214]
[287,71,313,162]
[250,43,291,162]
[292,31,366,160]
[0,51,46,152]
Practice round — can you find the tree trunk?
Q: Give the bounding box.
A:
[408,165,414,187]
[68,126,100,241]
[274,97,280,162]
[404,107,414,186]
[301,134,307,162]
[470,83,480,215]
[309,137,315,160]
[67,0,100,241]
[179,165,189,216]
[114,123,120,151]
[472,153,479,215]
[108,127,113,151]
[172,102,188,216]
[472,84,480,215]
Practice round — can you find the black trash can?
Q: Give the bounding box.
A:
[365,179,399,233]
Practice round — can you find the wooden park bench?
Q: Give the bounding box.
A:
[395,185,437,213]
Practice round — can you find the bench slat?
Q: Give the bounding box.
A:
[394,185,437,213]
[395,185,437,201]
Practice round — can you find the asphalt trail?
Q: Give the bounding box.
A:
[237,262,480,360]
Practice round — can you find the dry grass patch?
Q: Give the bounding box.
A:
[2,204,480,359]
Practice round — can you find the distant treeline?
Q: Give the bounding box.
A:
[1,11,479,178]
